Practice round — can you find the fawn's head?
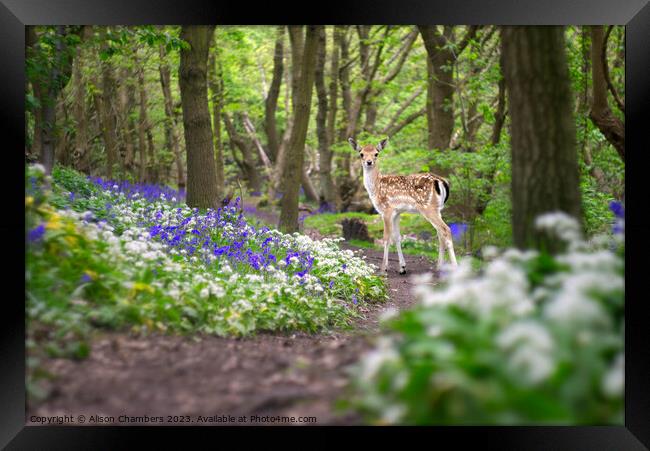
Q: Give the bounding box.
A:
[348,137,389,168]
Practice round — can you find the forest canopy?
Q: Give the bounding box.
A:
[25,25,625,251]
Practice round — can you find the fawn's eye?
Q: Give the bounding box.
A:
[359,153,363,158]
[374,153,378,157]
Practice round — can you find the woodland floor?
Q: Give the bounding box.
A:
[27,207,439,426]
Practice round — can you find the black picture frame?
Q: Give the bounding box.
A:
[3,0,648,448]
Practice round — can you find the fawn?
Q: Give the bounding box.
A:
[349,137,458,274]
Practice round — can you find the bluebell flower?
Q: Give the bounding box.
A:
[449,223,468,241]
[149,224,162,237]
[613,221,624,235]
[609,201,624,219]
[28,224,45,243]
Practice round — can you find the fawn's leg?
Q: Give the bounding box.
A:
[420,207,458,268]
[391,211,406,274]
[432,212,458,268]
[381,208,393,274]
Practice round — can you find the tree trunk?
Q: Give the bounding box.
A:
[41,26,71,175]
[425,57,435,150]
[264,26,284,162]
[336,27,358,211]
[589,26,625,162]
[578,27,608,190]
[490,73,507,145]
[117,65,136,174]
[71,46,90,172]
[283,26,318,205]
[28,26,77,174]
[279,26,319,233]
[159,43,186,189]
[222,113,261,193]
[54,95,71,166]
[241,112,272,174]
[315,26,338,210]
[135,55,157,183]
[31,81,43,160]
[301,169,319,203]
[207,50,225,200]
[98,30,119,179]
[133,82,147,183]
[501,26,582,252]
[135,59,148,182]
[179,25,220,209]
[26,26,43,160]
[146,123,157,183]
[288,26,304,112]
[419,26,455,151]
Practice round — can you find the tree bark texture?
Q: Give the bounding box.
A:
[264,26,285,162]
[501,26,583,252]
[179,25,220,209]
[279,26,319,233]
[159,43,187,189]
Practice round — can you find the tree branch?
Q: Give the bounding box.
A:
[602,25,625,113]
[381,86,425,134]
[384,106,426,137]
[381,29,419,84]
[242,112,272,169]
[456,25,480,55]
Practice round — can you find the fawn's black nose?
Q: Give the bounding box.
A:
[366,161,373,166]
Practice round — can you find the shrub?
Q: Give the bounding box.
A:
[26,165,387,367]
[347,211,624,425]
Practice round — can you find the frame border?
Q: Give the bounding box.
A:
[3,0,648,447]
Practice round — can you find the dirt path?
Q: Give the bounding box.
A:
[28,209,438,426]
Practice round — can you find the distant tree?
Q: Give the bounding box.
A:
[279,25,319,232]
[589,26,624,162]
[159,39,186,189]
[418,25,478,151]
[70,37,90,173]
[314,26,339,210]
[179,25,220,209]
[116,62,136,175]
[27,26,78,175]
[222,112,262,193]
[96,28,120,179]
[264,26,285,163]
[501,26,582,251]
[207,44,225,199]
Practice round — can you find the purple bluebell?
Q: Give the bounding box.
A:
[609,201,624,219]
[28,224,46,243]
[450,223,468,240]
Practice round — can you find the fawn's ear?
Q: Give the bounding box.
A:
[348,137,361,151]
[377,137,389,152]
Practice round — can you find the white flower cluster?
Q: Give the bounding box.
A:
[534,211,583,249]
[43,175,386,337]
[353,212,624,423]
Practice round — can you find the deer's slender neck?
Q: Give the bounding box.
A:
[362,163,380,195]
